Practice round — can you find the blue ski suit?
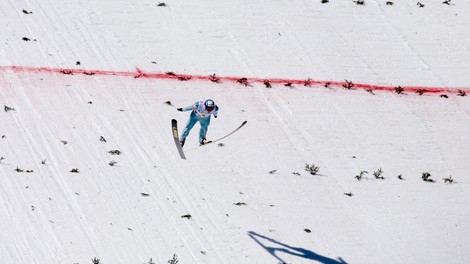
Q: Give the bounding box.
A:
[179,101,219,144]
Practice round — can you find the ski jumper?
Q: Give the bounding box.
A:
[180,101,219,144]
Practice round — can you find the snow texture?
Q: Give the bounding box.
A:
[1,1,470,263]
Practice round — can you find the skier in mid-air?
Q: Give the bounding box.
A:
[177,99,219,147]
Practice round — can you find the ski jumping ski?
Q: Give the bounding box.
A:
[172,120,247,159]
[171,119,186,159]
[202,120,247,146]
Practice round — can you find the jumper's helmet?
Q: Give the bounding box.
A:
[204,99,215,111]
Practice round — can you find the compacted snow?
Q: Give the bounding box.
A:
[1,1,470,263]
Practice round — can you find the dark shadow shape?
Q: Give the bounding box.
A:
[248,231,347,264]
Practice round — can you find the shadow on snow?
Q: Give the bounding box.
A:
[248,231,347,264]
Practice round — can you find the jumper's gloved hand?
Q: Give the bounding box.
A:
[177,108,183,112]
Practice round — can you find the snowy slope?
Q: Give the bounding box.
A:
[1,1,470,264]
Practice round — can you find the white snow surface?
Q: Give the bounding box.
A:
[1,1,470,264]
